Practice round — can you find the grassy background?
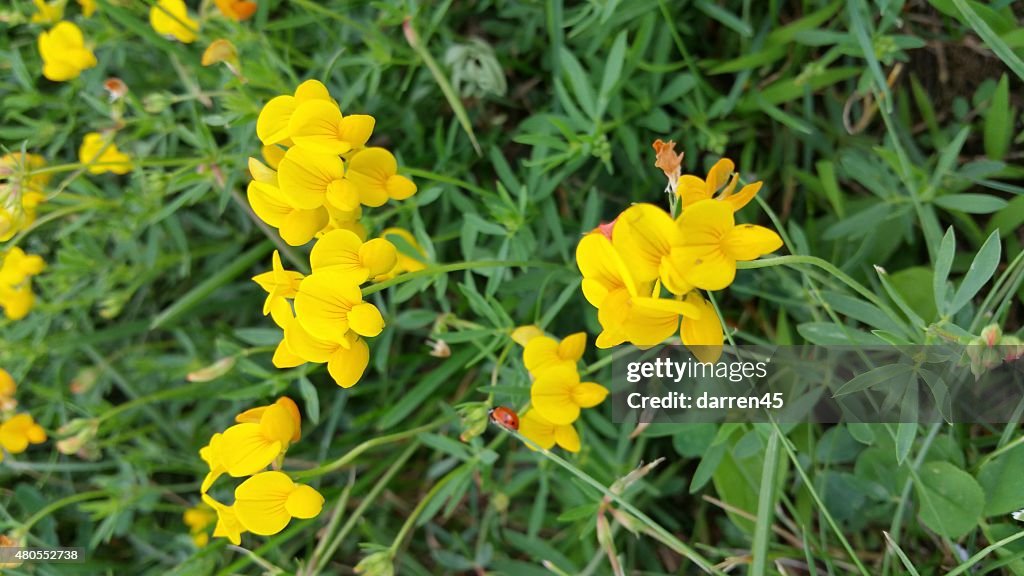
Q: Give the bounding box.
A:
[1,0,1023,574]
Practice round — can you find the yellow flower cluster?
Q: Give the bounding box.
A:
[183,503,216,547]
[198,397,324,544]
[515,329,609,452]
[249,80,424,388]
[1,153,50,242]
[0,371,47,463]
[0,248,46,321]
[576,147,783,362]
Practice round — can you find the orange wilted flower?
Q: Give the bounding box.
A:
[103,77,128,101]
[652,139,683,184]
[214,0,257,21]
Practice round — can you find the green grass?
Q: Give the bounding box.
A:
[1,0,1023,574]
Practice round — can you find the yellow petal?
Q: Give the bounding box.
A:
[309,229,365,278]
[289,100,351,155]
[530,366,581,425]
[345,148,395,207]
[575,233,636,308]
[523,336,564,375]
[248,157,277,184]
[257,96,297,145]
[672,245,736,291]
[327,336,369,388]
[283,317,335,363]
[518,410,556,450]
[724,181,761,212]
[325,179,361,212]
[218,423,281,477]
[247,181,291,228]
[386,175,417,200]
[338,114,375,150]
[511,325,545,347]
[279,208,329,247]
[571,382,608,408]
[294,272,363,341]
[677,175,708,208]
[150,0,199,43]
[277,147,344,210]
[258,403,295,446]
[233,471,295,535]
[272,338,306,369]
[294,79,331,103]
[348,302,384,337]
[557,332,587,362]
[359,239,398,278]
[680,292,724,363]
[554,422,581,453]
[704,158,735,196]
[285,484,324,519]
[612,203,678,284]
[723,224,783,261]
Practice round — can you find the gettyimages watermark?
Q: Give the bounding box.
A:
[612,344,1024,424]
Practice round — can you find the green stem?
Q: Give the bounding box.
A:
[19,490,110,536]
[363,260,564,297]
[509,430,724,575]
[290,419,446,480]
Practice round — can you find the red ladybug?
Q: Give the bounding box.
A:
[488,406,519,431]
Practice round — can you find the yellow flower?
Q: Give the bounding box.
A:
[262,145,285,170]
[667,199,783,291]
[310,229,396,284]
[679,292,724,363]
[30,0,63,24]
[78,0,96,17]
[575,232,700,348]
[233,471,324,536]
[256,80,333,146]
[287,99,375,156]
[277,146,352,211]
[345,148,417,207]
[37,21,97,82]
[518,410,580,452]
[150,0,199,44]
[246,158,330,246]
[213,0,257,21]
[78,132,131,175]
[183,503,216,547]
[376,227,427,280]
[0,369,14,399]
[281,319,369,388]
[0,413,47,460]
[530,365,608,425]
[201,494,246,545]
[294,270,384,342]
[252,250,304,315]
[677,158,762,211]
[523,332,585,377]
[212,400,300,477]
[0,248,45,321]
[511,325,545,347]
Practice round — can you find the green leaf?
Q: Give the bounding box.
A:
[914,461,984,539]
[934,194,1009,214]
[833,363,914,397]
[934,227,956,315]
[977,444,1024,516]
[297,375,320,425]
[695,0,753,37]
[595,31,628,120]
[984,74,1013,159]
[559,48,597,121]
[949,230,1002,316]
[884,531,923,576]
